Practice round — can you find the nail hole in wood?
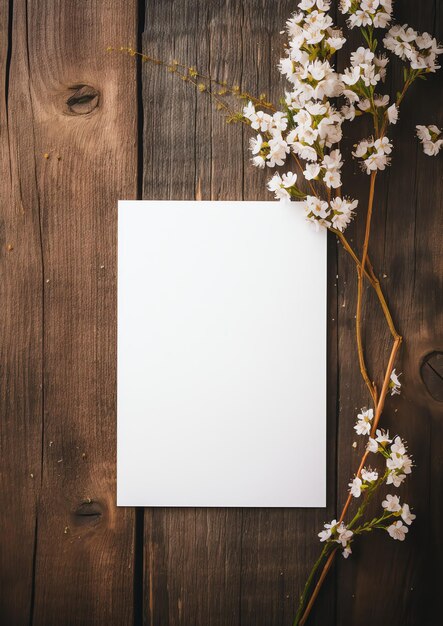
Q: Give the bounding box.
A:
[421,351,443,402]
[65,84,100,115]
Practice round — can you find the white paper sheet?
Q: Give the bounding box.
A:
[118,200,326,507]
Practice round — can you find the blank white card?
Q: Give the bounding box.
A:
[118,201,326,507]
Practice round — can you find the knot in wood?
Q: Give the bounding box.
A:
[72,499,104,525]
[421,351,443,402]
[65,84,100,115]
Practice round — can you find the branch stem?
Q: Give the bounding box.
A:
[297,549,337,626]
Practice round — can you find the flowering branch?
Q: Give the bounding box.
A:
[241,2,440,624]
[117,1,441,623]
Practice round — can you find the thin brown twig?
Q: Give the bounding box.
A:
[298,166,402,625]
[115,46,277,111]
[355,171,378,401]
[335,232,399,340]
[298,335,401,626]
[298,549,337,626]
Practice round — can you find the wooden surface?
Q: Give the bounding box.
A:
[0,1,441,625]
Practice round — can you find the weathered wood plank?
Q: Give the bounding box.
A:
[0,1,43,623]
[239,2,337,625]
[4,1,139,624]
[335,1,443,625]
[142,2,244,625]
[141,2,337,625]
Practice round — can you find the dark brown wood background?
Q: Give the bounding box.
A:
[0,1,441,625]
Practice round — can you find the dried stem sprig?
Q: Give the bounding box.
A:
[111,46,276,114]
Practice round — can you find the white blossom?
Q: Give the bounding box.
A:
[389,368,401,396]
[342,66,361,86]
[342,544,352,559]
[341,0,393,30]
[386,471,406,488]
[387,520,409,541]
[361,468,378,482]
[249,134,266,168]
[391,436,406,456]
[304,195,331,230]
[374,94,389,108]
[271,111,289,133]
[330,197,357,232]
[374,54,389,80]
[367,437,379,453]
[354,407,373,435]
[267,171,297,200]
[384,25,443,72]
[387,103,398,124]
[324,169,341,188]
[326,31,347,51]
[375,429,392,446]
[353,137,393,174]
[416,124,443,156]
[304,163,321,180]
[382,493,401,512]
[318,518,338,542]
[336,522,353,546]
[401,503,416,526]
[349,476,363,497]
[386,441,413,476]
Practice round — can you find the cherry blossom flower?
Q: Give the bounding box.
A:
[336,523,353,547]
[367,437,379,453]
[267,172,298,200]
[375,429,392,446]
[387,520,409,541]
[354,407,373,435]
[249,134,267,168]
[401,503,416,526]
[361,468,378,482]
[342,545,352,559]
[391,436,406,456]
[387,103,398,124]
[386,471,406,488]
[386,439,413,476]
[382,493,401,512]
[349,476,363,497]
[374,94,389,108]
[416,124,443,156]
[389,368,401,395]
[330,197,357,232]
[304,163,321,180]
[341,0,393,30]
[303,195,330,228]
[267,135,290,167]
[384,25,443,72]
[352,137,393,174]
[318,518,338,542]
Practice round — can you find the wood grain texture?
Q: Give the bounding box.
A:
[142,3,243,625]
[239,4,337,626]
[0,1,43,623]
[141,2,337,625]
[0,0,441,625]
[335,2,443,625]
[1,0,138,624]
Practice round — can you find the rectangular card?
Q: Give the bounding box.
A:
[117,201,327,507]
